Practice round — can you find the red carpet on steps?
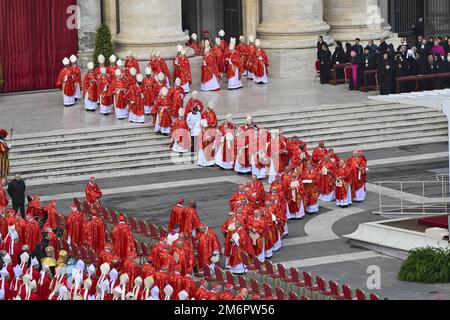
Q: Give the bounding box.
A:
[418,215,449,229]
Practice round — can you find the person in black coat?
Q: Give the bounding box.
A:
[378,38,389,55]
[319,43,332,84]
[367,40,378,57]
[363,47,377,70]
[362,47,377,88]
[378,53,394,95]
[7,173,26,218]
[394,53,408,93]
[406,49,419,76]
[317,36,324,60]
[344,42,353,63]
[332,41,347,80]
[442,53,450,88]
[421,54,438,91]
[349,51,364,90]
[352,38,364,56]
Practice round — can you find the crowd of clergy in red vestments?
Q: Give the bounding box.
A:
[0,136,367,300]
[56,29,269,131]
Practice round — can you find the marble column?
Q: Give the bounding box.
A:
[323,0,391,42]
[113,0,190,60]
[257,0,330,79]
[77,0,102,70]
[243,0,259,40]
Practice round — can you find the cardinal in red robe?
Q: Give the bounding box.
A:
[121,256,140,291]
[0,179,8,214]
[24,214,42,252]
[85,177,103,206]
[171,240,194,276]
[153,87,172,134]
[189,33,202,56]
[170,109,191,153]
[83,210,106,254]
[26,195,44,220]
[301,164,320,214]
[143,69,158,115]
[185,91,204,117]
[226,41,244,90]
[64,204,87,246]
[42,201,58,230]
[173,49,192,93]
[69,55,82,99]
[335,160,352,207]
[111,215,137,262]
[124,75,146,123]
[83,62,98,111]
[168,199,185,232]
[226,222,255,274]
[348,150,368,202]
[112,70,129,120]
[182,201,201,235]
[168,80,185,119]
[215,116,236,170]
[201,47,221,91]
[56,57,76,106]
[201,102,218,128]
[14,213,27,246]
[252,40,270,84]
[312,141,329,165]
[125,52,140,74]
[318,156,336,202]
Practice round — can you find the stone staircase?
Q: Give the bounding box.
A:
[9,101,448,185]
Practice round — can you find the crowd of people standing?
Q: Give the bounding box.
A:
[318,35,450,94]
[55,30,269,127]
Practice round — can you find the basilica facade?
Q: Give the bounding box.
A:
[77,0,448,79]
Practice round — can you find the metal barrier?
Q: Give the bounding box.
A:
[373,174,449,217]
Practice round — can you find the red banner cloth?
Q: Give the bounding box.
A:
[0,0,78,93]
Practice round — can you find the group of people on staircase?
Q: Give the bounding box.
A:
[188,30,270,91]
[169,103,368,210]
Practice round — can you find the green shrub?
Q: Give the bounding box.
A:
[93,24,115,67]
[398,247,450,283]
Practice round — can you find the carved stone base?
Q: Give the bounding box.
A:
[265,48,317,80]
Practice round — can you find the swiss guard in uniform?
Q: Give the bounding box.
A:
[0,129,10,181]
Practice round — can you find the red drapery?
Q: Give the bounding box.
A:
[0,0,78,93]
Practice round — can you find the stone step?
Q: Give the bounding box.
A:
[293,127,447,147]
[11,136,169,155]
[12,127,447,178]
[19,158,182,180]
[17,134,448,182]
[11,104,439,148]
[10,115,446,164]
[11,146,171,166]
[10,141,170,160]
[281,119,448,140]
[11,101,391,140]
[12,150,174,173]
[230,106,442,125]
[10,108,444,155]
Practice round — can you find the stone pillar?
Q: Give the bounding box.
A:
[114,0,190,60]
[323,0,391,42]
[77,0,102,70]
[257,0,330,79]
[426,0,450,33]
[243,0,259,40]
